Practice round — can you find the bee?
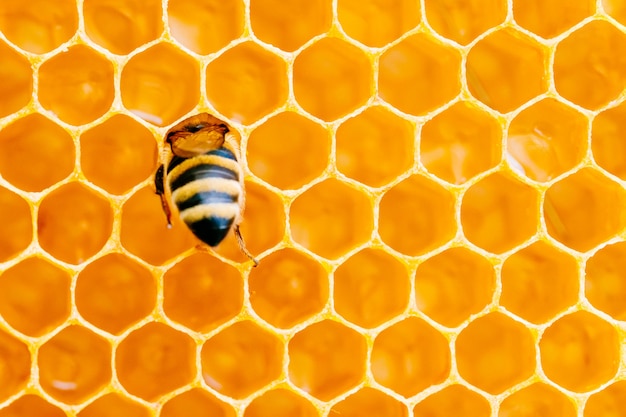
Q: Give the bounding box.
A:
[155,113,258,266]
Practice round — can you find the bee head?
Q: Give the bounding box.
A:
[165,114,231,158]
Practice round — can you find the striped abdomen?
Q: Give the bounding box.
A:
[166,147,241,246]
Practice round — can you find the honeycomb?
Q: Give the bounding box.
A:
[1,0,626,415]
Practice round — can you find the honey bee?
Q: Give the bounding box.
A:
[155,113,258,266]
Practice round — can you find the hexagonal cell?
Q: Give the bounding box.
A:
[424,0,507,45]
[540,311,619,392]
[592,102,626,180]
[121,43,199,126]
[116,322,196,401]
[248,112,330,190]
[456,312,535,394]
[0,329,30,402]
[81,115,158,195]
[337,0,420,48]
[501,241,578,324]
[293,38,372,121]
[206,42,287,125]
[120,186,196,266]
[244,388,317,417]
[0,42,31,117]
[586,242,626,321]
[0,114,74,192]
[379,33,461,116]
[329,387,407,417]
[288,320,366,401]
[415,247,495,328]
[163,253,243,332]
[507,98,587,182]
[0,395,66,417]
[201,321,283,399]
[499,382,577,417]
[544,168,626,252]
[38,182,113,265]
[514,0,594,39]
[413,384,491,417]
[161,388,236,417]
[371,317,450,397]
[39,45,114,126]
[379,174,456,256]
[605,0,626,26]
[0,257,70,337]
[168,0,243,55]
[0,0,77,54]
[38,325,111,404]
[337,106,414,188]
[290,179,373,259]
[84,0,162,55]
[421,101,502,185]
[334,248,409,328]
[248,248,327,329]
[467,28,547,113]
[77,393,150,417]
[0,186,32,262]
[251,0,331,52]
[461,173,538,254]
[585,380,626,417]
[554,20,626,110]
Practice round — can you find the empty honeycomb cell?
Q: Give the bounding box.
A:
[334,248,410,329]
[554,20,626,110]
[75,253,156,335]
[592,102,626,180]
[501,241,579,324]
[371,317,450,397]
[38,182,113,265]
[585,242,626,321]
[421,101,502,185]
[466,29,547,113]
[544,167,626,252]
[0,0,77,54]
[336,106,414,188]
[456,312,535,394]
[83,0,162,55]
[514,0,595,39]
[0,329,30,402]
[329,387,407,417]
[498,382,577,417]
[0,395,66,417]
[120,186,195,266]
[413,384,491,417]
[250,0,331,52]
[80,115,158,195]
[247,112,330,190]
[507,98,587,182]
[414,247,495,328]
[163,253,243,333]
[0,257,70,337]
[379,34,461,116]
[293,38,372,121]
[201,321,283,399]
[539,311,619,393]
[290,179,373,259]
[248,248,328,329]
[121,43,199,126]
[0,114,74,192]
[0,42,31,118]
[77,393,150,417]
[585,380,626,417]
[244,388,317,417]
[337,0,420,48]
[168,0,243,55]
[424,0,507,46]
[461,173,538,254]
[116,322,195,401]
[38,325,111,404]
[38,45,114,126]
[379,174,456,256]
[0,187,32,262]
[161,388,235,417]
[205,42,287,125]
[604,0,626,25]
[288,320,366,401]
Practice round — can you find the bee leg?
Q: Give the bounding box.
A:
[234,225,259,267]
[154,164,172,227]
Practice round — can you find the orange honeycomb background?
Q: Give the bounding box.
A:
[0,0,626,415]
